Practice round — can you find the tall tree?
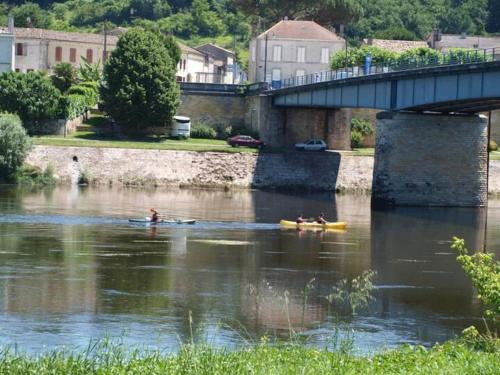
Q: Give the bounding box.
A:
[101,29,180,131]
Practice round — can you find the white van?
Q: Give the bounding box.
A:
[171,116,191,138]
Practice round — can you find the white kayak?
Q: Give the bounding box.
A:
[129,219,196,225]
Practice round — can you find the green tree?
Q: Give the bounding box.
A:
[11,2,53,28]
[191,0,225,36]
[77,57,102,83]
[452,237,499,326]
[0,114,32,179]
[101,29,180,131]
[0,72,61,125]
[51,62,77,93]
[129,0,171,20]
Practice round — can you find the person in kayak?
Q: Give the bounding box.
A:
[316,213,327,224]
[296,214,304,224]
[150,208,160,223]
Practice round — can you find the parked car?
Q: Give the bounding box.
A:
[227,135,265,148]
[295,139,327,151]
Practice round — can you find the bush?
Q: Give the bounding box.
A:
[67,84,98,108]
[51,62,77,93]
[16,164,56,186]
[0,72,61,124]
[351,130,363,148]
[351,118,373,148]
[489,140,498,152]
[60,94,87,119]
[0,114,32,179]
[190,122,217,139]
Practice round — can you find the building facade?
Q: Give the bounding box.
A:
[0,29,14,73]
[176,43,214,82]
[196,43,236,83]
[248,20,345,83]
[5,27,118,73]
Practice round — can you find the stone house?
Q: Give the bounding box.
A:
[196,43,237,83]
[176,43,214,83]
[427,30,500,52]
[248,20,345,84]
[4,27,118,73]
[0,28,14,73]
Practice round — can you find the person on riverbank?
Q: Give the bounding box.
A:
[316,213,327,224]
[150,208,160,223]
[296,214,304,224]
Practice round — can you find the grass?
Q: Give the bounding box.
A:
[0,340,498,374]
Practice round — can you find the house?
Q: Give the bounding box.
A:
[362,38,428,53]
[3,27,119,73]
[427,29,500,52]
[177,43,214,82]
[0,28,14,73]
[248,20,345,83]
[196,43,239,84]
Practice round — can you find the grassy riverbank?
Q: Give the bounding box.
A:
[0,340,498,374]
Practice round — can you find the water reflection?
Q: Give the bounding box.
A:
[0,186,494,353]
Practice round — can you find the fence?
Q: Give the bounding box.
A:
[278,47,500,90]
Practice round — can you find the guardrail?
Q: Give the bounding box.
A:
[276,47,500,90]
[179,81,270,95]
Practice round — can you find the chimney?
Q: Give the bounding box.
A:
[7,14,14,34]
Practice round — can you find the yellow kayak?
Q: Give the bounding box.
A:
[280,220,347,230]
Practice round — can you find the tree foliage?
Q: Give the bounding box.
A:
[452,237,500,326]
[51,62,77,93]
[0,114,32,179]
[0,72,61,124]
[101,28,180,130]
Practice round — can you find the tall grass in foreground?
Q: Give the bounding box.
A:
[0,339,498,374]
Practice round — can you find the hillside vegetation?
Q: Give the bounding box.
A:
[1,0,499,68]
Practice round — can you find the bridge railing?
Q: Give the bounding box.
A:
[276,47,500,90]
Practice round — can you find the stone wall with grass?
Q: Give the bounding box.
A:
[25,145,500,194]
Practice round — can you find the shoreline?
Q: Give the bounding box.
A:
[25,145,500,194]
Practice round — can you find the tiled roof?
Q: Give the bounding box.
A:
[197,43,234,61]
[363,38,428,52]
[432,34,500,49]
[2,27,119,45]
[178,42,206,56]
[258,20,343,42]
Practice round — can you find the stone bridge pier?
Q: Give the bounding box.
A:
[372,112,488,207]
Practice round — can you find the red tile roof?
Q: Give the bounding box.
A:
[258,20,343,42]
[3,27,119,45]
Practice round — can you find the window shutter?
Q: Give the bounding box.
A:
[86,49,93,63]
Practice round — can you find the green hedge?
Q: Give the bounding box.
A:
[190,122,217,139]
[60,94,87,120]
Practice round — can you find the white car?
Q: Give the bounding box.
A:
[295,139,327,151]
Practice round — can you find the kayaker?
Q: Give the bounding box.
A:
[150,208,160,223]
[316,213,327,224]
[296,214,304,224]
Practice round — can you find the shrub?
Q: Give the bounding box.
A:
[67,84,98,108]
[351,118,373,148]
[16,164,56,186]
[190,122,217,139]
[60,94,87,119]
[0,114,32,179]
[216,124,232,140]
[489,140,498,152]
[351,130,363,148]
[0,72,61,124]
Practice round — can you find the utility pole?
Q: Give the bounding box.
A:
[103,22,108,63]
[263,33,268,83]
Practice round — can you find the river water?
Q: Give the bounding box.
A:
[0,185,498,354]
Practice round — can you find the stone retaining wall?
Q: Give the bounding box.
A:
[25,145,500,194]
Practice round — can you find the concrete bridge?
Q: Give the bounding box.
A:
[180,50,500,207]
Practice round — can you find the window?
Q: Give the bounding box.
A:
[321,48,330,64]
[27,69,34,72]
[296,69,305,77]
[297,47,305,62]
[16,43,27,56]
[273,45,282,61]
[182,59,186,70]
[271,68,281,81]
[55,46,62,62]
[15,68,20,72]
[86,49,93,63]
[70,48,76,63]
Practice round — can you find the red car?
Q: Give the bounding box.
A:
[227,135,265,148]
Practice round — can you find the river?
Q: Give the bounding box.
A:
[0,185,498,354]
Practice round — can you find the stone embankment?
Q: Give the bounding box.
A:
[25,145,500,193]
